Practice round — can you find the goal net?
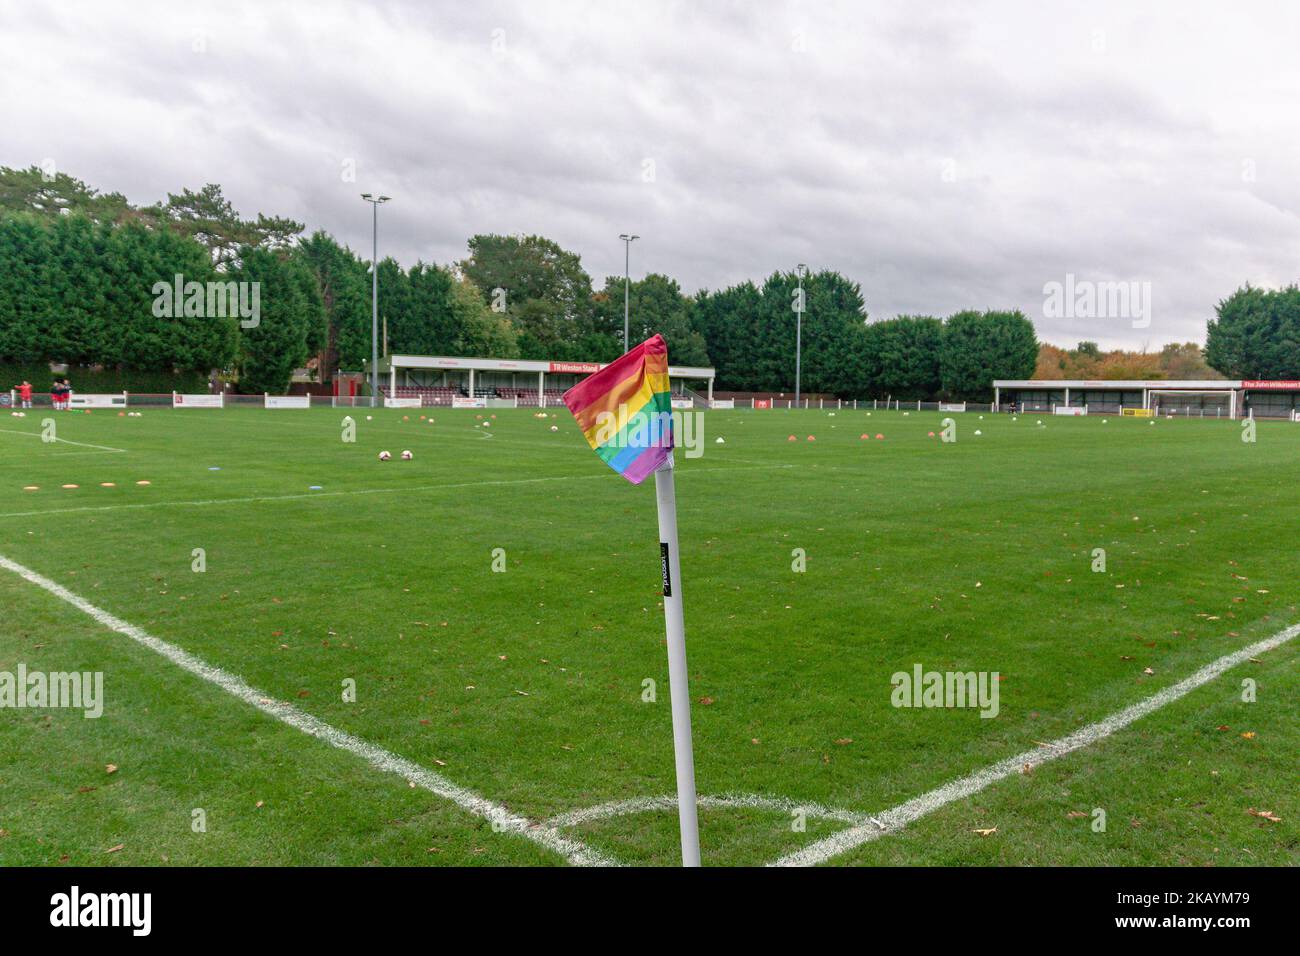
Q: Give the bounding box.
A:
[1149,389,1235,417]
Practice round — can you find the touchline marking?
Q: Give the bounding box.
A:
[0,463,791,520]
[772,623,1300,867]
[0,553,619,867]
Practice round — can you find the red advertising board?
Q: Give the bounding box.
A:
[1242,380,1300,390]
[754,399,771,409]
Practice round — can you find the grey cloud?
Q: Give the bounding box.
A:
[3,0,1299,350]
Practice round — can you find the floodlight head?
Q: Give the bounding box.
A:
[797,263,807,275]
[361,193,372,200]
[620,233,639,242]
[378,196,391,203]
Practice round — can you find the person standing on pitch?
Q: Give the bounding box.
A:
[17,380,32,409]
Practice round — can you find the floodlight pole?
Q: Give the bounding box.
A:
[362,194,391,407]
[620,233,639,353]
[795,264,807,407]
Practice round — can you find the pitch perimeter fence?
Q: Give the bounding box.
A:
[6,391,1292,418]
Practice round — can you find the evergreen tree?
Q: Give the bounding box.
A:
[939,309,1038,400]
[1206,284,1300,378]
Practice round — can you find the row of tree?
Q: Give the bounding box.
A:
[0,211,324,394]
[2,165,1293,395]
[1033,340,1225,381]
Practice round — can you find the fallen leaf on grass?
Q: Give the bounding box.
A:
[105,844,124,854]
[834,738,853,746]
[1240,731,1256,739]
[1066,811,1089,819]
[698,696,714,706]
[1247,808,1281,823]
[105,764,117,774]
[971,827,997,837]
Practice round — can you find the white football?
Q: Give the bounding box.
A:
[401,450,412,460]
[550,425,558,432]
[378,450,391,461]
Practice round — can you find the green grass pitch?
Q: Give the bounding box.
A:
[0,405,1295,866]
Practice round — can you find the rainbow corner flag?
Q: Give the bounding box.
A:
[562,333,675,484]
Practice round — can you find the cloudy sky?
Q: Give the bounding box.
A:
[3,0,1299,348]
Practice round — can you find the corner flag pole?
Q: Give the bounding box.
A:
[653,453,701,867]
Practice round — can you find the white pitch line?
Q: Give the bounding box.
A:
[772,623,1300,867]
[0,474,610,520]
[0,463,791,520]
[0,427,127,453]
[0,553,619,867]
[547,791,875,829]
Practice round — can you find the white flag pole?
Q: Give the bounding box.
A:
[653,452,701,867]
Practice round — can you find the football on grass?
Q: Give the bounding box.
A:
[378,450,391,461]
[401,450,413,460]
